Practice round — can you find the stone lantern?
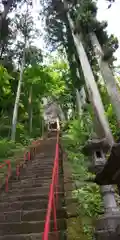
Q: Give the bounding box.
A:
[83,138,120,240]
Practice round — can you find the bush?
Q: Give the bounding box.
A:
[62,114,103,239]
[0,139,23,161]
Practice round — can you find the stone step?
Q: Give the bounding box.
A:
[9,182,50,189]
[22,162,54,167]
[26,166,53,171]
[28,165,54,169]
[0,209,67,222]
[18,173,63,180]
[34,154,55,158]
[22,167,53,172]
[28,167,61,172]
[23,170,53,175]
[1,186,51,196]
[10,180,64,192]
[0,219,66,235]
[25,166,62,172]
[9,176,52,184]
[0,192,64,202]
[21,173,62,179]
[32,154,55,159]
[27,166,62,171]
[8,178,64,187]
[30,158,60,163]
[0,198,64,212]
[0,231,66,240]
[10,183,62,191]
[30,160,54,164]
[7,185,63,194]
[17,174,52,180]
[0,138,65,238]
[36,149,55,154]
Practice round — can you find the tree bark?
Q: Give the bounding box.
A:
[90,32,120,127]
[58,104,66,121]
[0,0,13,35]
[2,0,13,19]
[66,13,114,145]
[76,89,82,115]
[11,49,25,141]
[62,0,118,215]
[28,86,33,135]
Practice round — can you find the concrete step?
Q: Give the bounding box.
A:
[0,198,64,212]
[0,219,66,235]
[0,231,66,240]
[0,209,67,222]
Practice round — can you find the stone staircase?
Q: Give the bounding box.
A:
[0,134,67,240]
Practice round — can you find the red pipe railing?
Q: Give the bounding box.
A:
[0,138,42,192]
[0,160,11,192]
[42,131,59,240]
[16,139,41,178]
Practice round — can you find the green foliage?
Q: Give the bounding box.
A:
[0,53,73,143]
[0,139,23,161]
[72,0,118,65]
[0,65,14,116]
[65,110,93,147]
[98,82,118,138]
[73,186,102,217]
[75,0,97,31]
[63,112,103,239]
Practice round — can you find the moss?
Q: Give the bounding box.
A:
[67,217,88,240]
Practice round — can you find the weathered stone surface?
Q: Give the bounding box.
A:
[0,231,66,240]
[95,143,120,185]
[0,136,67,238]
[82,138,110,156]
[95,213,120,240]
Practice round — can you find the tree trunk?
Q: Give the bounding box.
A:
[90,32,120,127]
[1,0,13,19]
[66,13,114,145]
[11,50,25,141]
[58,104,66,121]
[0,0,13,35]
[76,89,82,115]
[115,77,120,90]
[28,86,33,135]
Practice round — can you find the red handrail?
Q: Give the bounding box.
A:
[0,160,11,192]
[16,139,40,177]
[42,131,59,240]
[0,139,41,192]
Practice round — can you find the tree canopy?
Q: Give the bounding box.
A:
[0,1,120,238]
